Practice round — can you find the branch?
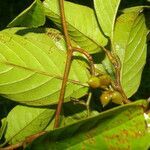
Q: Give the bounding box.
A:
[0,142,23,150]
[0,132,46,150]
[72,47,95,76]
[101,47,130,103]
[53,0,96,128]
[54,0,73,128]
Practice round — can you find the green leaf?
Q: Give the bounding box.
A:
[94,0,121,37]
[113,7,148,97]
[102,56,115,78]
[43,0,108,54]
[5,105,55,144]
[26,100,149,150]
[8,0,45,27]
[0,118,7,140]
[131,132,150,150]
[0,27,89,106]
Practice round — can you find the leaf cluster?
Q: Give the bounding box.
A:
[0,0,150,149]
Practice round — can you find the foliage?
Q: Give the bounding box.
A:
[0,0,150,149]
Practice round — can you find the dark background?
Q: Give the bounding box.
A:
[0,0,149,30]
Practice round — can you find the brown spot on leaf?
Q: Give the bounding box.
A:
[46,30,63,42]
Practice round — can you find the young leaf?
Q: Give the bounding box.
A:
[0,27,89,106]
[26,100,149,150]
[5,105,55,144]
[8,0,45,27]
[43,0,108,54]
[113,7,148,97]
[94,0,121,37]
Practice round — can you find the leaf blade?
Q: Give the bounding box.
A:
[43,0,108,53]
[5,105,55,144]
[8,0,45,27]
[0,27,89,105]
[113,8,148,97]
[26,100,149,150]
[94,0,121,37]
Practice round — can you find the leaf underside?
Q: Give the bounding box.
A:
[113,8,148,97]
[43,0,108,54]
[0,27,89,106]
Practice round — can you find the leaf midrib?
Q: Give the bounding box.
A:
[18,82,83,104]
[0,61,87,87]
[119,12,142,80]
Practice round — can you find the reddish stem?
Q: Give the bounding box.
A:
[53,0,73,128]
